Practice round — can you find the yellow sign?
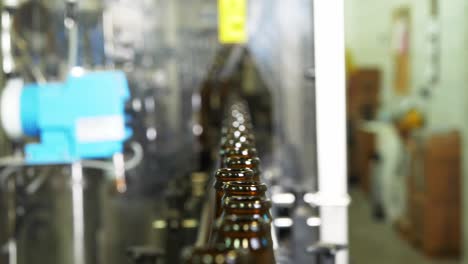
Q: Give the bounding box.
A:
[218,0,248,44]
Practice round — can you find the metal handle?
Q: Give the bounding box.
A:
[127,246,165,264]
[306,242,347,264]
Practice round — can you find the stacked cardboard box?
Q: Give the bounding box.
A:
[354,129,376,194]
[407,131,461,258]
[347,69,380,121]
[347,69,380,186]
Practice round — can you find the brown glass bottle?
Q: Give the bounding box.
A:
[229,102,250,115]
[223,117,253,132]
[225,109,249,122]
[209,183,270,245]
[220,137,256,150]
[222,132,255,143]
[222,181,267,202]
[213,196,274,249]
[227,116,252,129]
[183,245,250,264]
[230,104,250,119]
[225,157,261,182]
[226,114,250,125]
[219,147,258,168]
[220,129,254,141]
[226,103,250,118]
[231,120,253,131]
[216,215,276,263]
[221,123,252,136]
[213,168,254,219]
[220,196,273,224]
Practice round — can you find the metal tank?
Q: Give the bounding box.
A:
[0,0,219,264]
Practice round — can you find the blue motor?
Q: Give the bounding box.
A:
[0,71,132,165]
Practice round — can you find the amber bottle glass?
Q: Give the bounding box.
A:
[216,216,276,264]
[222,182,267,202]
[183,245,249,264]
[221,132,255,144]
[220,137,255,150]
[224,157,261,182]
[220,196,273,225]
[213,168,254,218]
[221,123,251,136]
[219,147,258,168]
[209,183,270,245]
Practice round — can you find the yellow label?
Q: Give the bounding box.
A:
[218,0,248,44]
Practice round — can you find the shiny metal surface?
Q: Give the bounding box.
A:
[0,0,339,263]
[71,163,85,264]
[0,0,219,263]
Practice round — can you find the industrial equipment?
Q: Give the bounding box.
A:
[1,71,131,164]
[0,0,349,264]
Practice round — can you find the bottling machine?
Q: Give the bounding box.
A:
[0,0,349,263]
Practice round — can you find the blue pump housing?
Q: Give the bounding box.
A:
[20,71,132,164]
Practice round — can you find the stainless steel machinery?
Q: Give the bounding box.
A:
[0,0,349,263]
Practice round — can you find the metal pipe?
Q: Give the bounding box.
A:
[313,1,349,263]
[7,239,16,264]
[65,0,79,70]
[1,8,15,74]
[113,152,127,193]
[71,162,85,264]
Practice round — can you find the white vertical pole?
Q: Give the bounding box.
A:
[65,0,79,70]
[8,239,17,264]
[166,0,181,132]
[313,1,349,263]
[71,162,85,264]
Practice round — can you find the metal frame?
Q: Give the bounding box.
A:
[71,162,85,264]
[313,1,349,263]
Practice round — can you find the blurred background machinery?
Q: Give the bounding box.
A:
[0,0,348,264]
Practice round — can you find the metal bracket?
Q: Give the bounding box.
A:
[303,192,351,207]
[306,242,348,263]
[127,246,165,264]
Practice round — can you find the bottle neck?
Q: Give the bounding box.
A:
[224,190,266,197]
[224,208,269,216]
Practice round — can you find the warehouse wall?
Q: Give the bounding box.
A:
[345,0,468,260]
[429,1,468,129]
[441,2,468,260]
[345,0,468,127]
[345,0,430,109]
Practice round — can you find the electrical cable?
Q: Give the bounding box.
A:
[0,141,143,188]
[0,155,24,187]
[0,166,20,187]
[0,141,143,193]
[25,173,49,195]
[0,156,25,167]
[81,141,144,172]
[123,141,144,170]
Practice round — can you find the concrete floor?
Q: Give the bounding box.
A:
[349,189,461,264]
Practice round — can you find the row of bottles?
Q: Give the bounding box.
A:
[184,100,276,263]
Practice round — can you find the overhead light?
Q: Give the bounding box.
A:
[193,124,203,136]
[182,219,198,229]
[70,66,85,77]
[273,218,293,228]
[303,192,351,207]
[146,127,157,141]
[272,193,296,205]
[152,220,167,229]
[306,217,322,227]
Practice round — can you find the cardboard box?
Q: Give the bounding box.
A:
[355,129,376,194]
[347,69,380,121]
[422,203,461,257]
[406,131,461,258]
[423,131,461,204]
